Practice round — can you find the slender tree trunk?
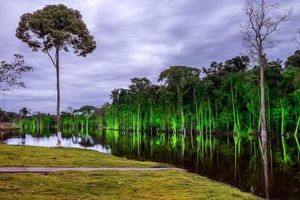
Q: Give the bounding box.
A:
[260,56,269,199]
[294,116,300,136]
[263,141,270,199]
[55,47,62,146]
[177,86,186,135]
[193,88,199,132]
[137,104,141,132]
[86,116,89,134]
[260,57,267,142]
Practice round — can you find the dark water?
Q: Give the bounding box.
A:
[1,129,300,199]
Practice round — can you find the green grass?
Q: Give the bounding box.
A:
[0,170,261,200]
[0,145,165,168]
[0,145,261,199]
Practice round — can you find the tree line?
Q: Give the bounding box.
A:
[19,51,300,137]
[104,53,300,136]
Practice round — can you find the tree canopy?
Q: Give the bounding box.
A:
[16,4,96,57]
[286,50,300,69]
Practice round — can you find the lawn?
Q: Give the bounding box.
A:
[0,145,164,168]
[0,145,261,200]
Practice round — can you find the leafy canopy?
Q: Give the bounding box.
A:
[159,66,200,89]
[16,4,96,57]
[285,50,300,69]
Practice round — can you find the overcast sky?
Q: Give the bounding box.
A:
[0,0,299,114]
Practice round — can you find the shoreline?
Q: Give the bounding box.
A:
[0,144,261,199]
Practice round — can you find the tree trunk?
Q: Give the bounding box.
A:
[55,47,62,146]
[263,141,270,199]
[177,86,186,135]
[137,104,141,132]
[259,57,267,142]
[260,56,269,199]
[193,88,199,132]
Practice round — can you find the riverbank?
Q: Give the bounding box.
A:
[0,145,260,199]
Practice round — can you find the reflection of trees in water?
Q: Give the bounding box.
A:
[79,134,95,147]
[100,131,299,199]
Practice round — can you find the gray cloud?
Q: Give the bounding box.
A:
[0,0,299,113]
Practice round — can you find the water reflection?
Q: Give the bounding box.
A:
[3,130,110,153]
[2,129,300,200]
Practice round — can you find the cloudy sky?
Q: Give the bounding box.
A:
[0,0,299,114]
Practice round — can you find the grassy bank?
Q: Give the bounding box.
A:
[0,145,164,168]
[0,145,260,199]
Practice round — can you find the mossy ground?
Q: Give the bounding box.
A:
[0,145,260,200]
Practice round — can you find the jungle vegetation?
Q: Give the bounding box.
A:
[19,52,300,138]
[104,55,300,137]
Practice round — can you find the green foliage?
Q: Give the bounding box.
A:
[101,55,300,136]
[19,107,30,118]
[17,53,300,137]
[16,4,96,56]
[0,108,18,123]
[285,50,300,69]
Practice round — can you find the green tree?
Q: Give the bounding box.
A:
[16,4,96,145]
[129,77,152,131]
[0,54,32,92]
[285,50,300,69]
[159,66,200,135]
[19,107,31,118]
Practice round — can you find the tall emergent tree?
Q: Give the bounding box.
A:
[241,0,291,199]
[16,4,96,145]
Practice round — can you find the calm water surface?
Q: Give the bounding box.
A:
[1,129,300,200]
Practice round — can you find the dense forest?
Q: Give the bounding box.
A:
[19,51,300,137]
[105,52,300,136]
